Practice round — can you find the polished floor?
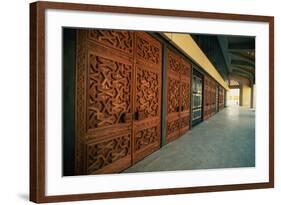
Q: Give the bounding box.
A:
[124,106,255,173]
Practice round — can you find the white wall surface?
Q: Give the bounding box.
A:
[0,0,279,204]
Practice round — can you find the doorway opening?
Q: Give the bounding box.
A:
[227,88,240,106]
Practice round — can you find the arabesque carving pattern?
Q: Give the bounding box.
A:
[181,60,191,76]
[87,54,132,129]
[136,68,159,119]
[136,36,160,65]
[181,82,189,111]
[210,80,216,114]
[181,116,189,129]
[76,30,162,175]
[167,78,180,113]
[204,76,211,119]
[87,134,131,173]
[219,86,224,110]
[135,126,158,151]
[167,119,180,135]
[88,30,133,54]
[168,53,181,73]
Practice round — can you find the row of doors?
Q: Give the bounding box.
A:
[203,75,225,120]
[74,29,225,175]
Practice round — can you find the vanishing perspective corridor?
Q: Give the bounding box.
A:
[124,107,255,173]
[62,29,256,176]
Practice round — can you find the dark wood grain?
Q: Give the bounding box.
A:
[30,1,274,203]
[268,17,274,188]
[30,2,46,202]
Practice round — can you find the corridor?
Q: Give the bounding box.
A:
[124,107,255,173]
[62,29,256,176]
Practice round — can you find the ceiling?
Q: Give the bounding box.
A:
[191,34,255,86]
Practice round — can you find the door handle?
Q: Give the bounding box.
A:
[119,112,133,123]
[134,111,139,121]
[119,113,126,123]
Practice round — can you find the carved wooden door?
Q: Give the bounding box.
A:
[166,49,191,144]
[132,32,162,163]
[210,79,216,115]
[180,59,191,134]
[75,30,162,175]
[219,86,224,110]
[166,49,181,143]
[203,75,211,120]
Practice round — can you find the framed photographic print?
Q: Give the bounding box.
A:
[30,1,274,203]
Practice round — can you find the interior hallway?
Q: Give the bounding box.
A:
[124,106,255,173]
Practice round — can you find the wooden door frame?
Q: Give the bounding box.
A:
[132,32,163,164]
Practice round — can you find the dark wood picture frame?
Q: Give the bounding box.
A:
[30,1,274,203]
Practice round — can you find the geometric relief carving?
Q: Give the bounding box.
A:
[210,80,216,114]
[219,86,224,110]
[168,52,181,73]
[203,76,211,119]
[76,30,162,175]
[136,35,160,65]
[136,68,159,119]
[135,126,158,151]
[87,53,132,129]
[167,119,180,135]
[180,116,189,129]
[166,49,191,144]
[181,82,189,111]
[86,134,131,173]
[181,60,191,76]
[132,32,162,164]
[88,30,133,54]
[167,78,180,113]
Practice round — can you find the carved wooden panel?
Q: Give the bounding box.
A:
[166,49,191,144]
[181,82,189,111]
[87,30,133,55]
[135,126,158,151]
[180,58,191,134]
[167,78,181,113]
[76,30,134,175]
[86,132,131,174]
[180,115,190,129]
[167,118,181,136]
[136,34,160,66]
[203,75,211,120]
[87,53,133,130]
[210,78,216,116]
[166,49,181,143]
[134,122,160,162]
[219,86,225,110]
[76,30,162,174]
[135,66,160,119]
[133,32,162,164]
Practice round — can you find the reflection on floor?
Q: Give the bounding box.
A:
[124,106,255,173]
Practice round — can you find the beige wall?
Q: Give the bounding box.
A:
[242,84,251,107]
[162,33,229,90]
